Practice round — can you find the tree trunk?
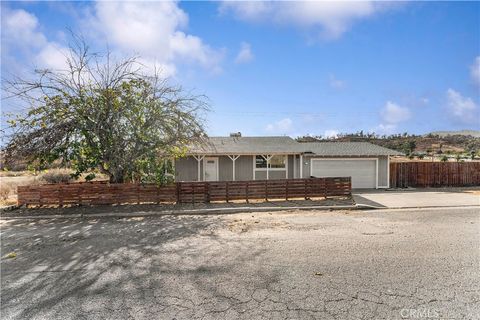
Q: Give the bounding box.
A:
[109,171,125,184]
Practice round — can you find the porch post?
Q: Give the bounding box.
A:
[193,155,204,181]
[285,154,288,179]
[293,155,297,178]
[300,154,303,178]
[262,155,272,180]
[227,155,240,181]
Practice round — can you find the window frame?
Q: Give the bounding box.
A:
[255,155,268,169]
[254,155,287,171]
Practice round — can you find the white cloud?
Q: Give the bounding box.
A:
[374,123,397,135]
[323,130,339,138]
[374,101,411,134]
[266,118,293,134]
[446,89,478,123]
[329,74,345,89]
[220,1,399,39]
[1,8,68,71]
[90,1,224,76]
[1,8,46,49]
[219,1,270,21]
[381,101,411,124]
[36,43,70,70]
[471,56,480,86]
[235,42,254,64]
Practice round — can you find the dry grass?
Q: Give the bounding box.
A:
[1,177,37,207]
[39,169,74,184]
[0,175,40,207]
[0,170,108,207]
[0,170,35,178]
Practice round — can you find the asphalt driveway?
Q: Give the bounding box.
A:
[353,188,480,208]
[1,207,479,319]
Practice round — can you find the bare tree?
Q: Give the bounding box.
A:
[3,36,208,183]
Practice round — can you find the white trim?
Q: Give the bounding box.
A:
[377,156,390,189]
[309,157,379,189]
[387,156,390,188]
[253,155,287,170]
[193,155,205,181]
[293,155,296,178]
[227,155,240,181]
[263,155,272,179]
[300,155,303,178]
[188,152,302,156]
[253,154,288,180]
[285,155,288,178]
[203,157,219,181]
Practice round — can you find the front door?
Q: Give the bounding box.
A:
[204,157,218,181]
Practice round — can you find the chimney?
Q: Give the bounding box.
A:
[230,132,241,137]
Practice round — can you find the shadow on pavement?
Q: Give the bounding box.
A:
[352,195,387,208]
[1,215,265,319]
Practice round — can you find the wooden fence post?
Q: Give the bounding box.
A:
[265,180,268,201]
[59,185,63,207]
[226,181,229,203]
[176,182,180,204]
[137,184,140,205]
[78,184,82,206]
[192,183,195,204]
[205,182,210,203]
[324,178,328,199]
[304,179,307,200]
[285,179,289,201]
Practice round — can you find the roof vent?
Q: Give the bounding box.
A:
[230,132,241,137]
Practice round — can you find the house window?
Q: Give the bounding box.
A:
[269,155,286,168]
[255,155,286,169]
[255,156,267,168]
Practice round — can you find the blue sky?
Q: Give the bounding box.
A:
[1,1,479,138]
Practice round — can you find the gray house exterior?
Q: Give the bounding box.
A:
[175,136,402,189]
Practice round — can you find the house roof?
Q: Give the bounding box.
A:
[188,136,303,155]
[300,142,403,156]
[187,137,402,156]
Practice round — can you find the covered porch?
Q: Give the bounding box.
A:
[175,153,306,182]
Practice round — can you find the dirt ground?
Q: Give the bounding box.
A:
[1,196,354,217]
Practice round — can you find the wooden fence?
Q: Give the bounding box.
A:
[17,177,351,206]
[390,162,480,188]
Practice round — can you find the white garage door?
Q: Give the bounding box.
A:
[311,159,377,189]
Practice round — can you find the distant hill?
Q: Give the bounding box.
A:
[297,131,480,155]
[429,130,480,138]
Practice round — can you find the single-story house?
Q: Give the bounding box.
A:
[175,135,402,189]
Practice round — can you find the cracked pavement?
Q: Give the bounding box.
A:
[1,207,479,319]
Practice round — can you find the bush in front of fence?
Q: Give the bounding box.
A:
[39,169,74,184]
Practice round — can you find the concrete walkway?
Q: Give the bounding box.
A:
[353,188,480,209]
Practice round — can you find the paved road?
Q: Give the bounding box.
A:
[1,208,479,319]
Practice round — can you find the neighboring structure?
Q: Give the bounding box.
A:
[175,134,402,189]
